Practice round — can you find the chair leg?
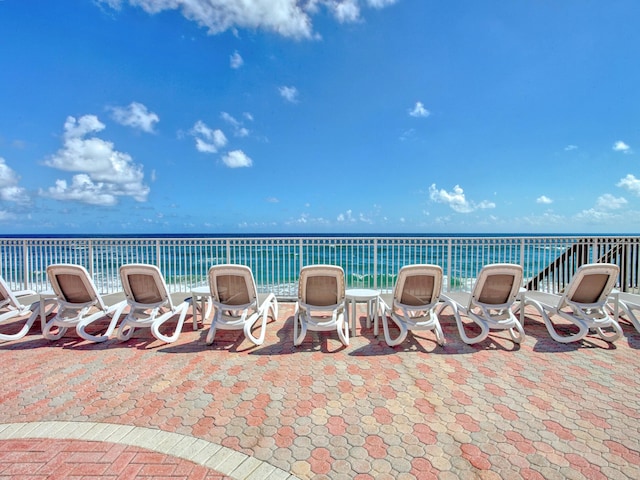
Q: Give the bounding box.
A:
[244,311,267,345]
[117,321,136,341]
[381,313,407,347]
[0,309,38,341]
[293,311,307,347]
[43,319,67,341]
[152,305,189,344]
[337,316,349,347]
[77,303,126,343]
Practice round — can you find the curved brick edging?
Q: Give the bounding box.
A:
[0,421,299,480]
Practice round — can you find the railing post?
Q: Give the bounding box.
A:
[299,239,304,268]
[446,238,452,293]
[156,239,161,269]
[22,239,28,291]
[373,238,378,290]
[88,239,94,278]
[226,239,231,263]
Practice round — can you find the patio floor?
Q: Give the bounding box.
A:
[1,302,639,479]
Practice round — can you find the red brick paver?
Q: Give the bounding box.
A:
[1,303,640,479]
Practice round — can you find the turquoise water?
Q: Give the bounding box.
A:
[2,234,617,295]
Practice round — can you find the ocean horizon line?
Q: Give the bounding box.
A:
[1,232,638,239]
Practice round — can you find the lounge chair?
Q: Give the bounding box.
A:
[117,264,191,343]
[525,263,622,343]
[43,264,127,342]
[206,264,278,345]
[610,291,640,333]
[439,263,525,345]
[377,264,445,346]
[294,265,349,347]
[0,277,48,341]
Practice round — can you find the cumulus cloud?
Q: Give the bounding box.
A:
[596,193,627,210]
[99,0,398,39]
[613,141,631,153]
[42,115,149,206]
[0,157,29,203]
[191,120,227,153]
[222,150,252,168]
[429,184,495,213]
[409,101,429,118]
[279,86,299,103]
[536,195,553,204]
[618,174,640,196]
[230,50,243,69]
[109,102,159,133]
[330,0,360,23]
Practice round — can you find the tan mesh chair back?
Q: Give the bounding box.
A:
[120,264,172,308]
[394,264,443,308]
[47,264,104,309]
[298,265,345,307]
[472,264,523,309]
[564,263,619,308]
[208,265,257,307]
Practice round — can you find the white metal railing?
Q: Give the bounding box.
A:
[1,235,638,297]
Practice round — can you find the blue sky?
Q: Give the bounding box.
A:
[1,0,639,235]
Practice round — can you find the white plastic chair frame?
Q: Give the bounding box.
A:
[294,265,349,347]
[376,264,445,347]
[117,264,190,344]
[610,292,640,333]
[439,263,525,345]
[44,264,127,342]
[525,263,622,343]
[0,277,50,341]
[206,265,278,345]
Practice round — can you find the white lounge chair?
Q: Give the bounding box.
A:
[0,277,48,341]
[294,265,349,347]
[206,264,278,345]
[439,263,525,345]
[117,264,191,343]
[525,263,622,343]
[377,264,445,346]
[43,264,127,342]
[610,291,640,333]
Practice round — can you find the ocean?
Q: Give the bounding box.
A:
[1,234,635,296]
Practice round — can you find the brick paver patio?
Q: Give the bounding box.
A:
[1,303,639,479]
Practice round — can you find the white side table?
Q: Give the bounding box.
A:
[345,288,380,336]
[38,290,57,333]
[191,286,212,329]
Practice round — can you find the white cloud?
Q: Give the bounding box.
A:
[191,120,227,153]
[429,184,495,213]
[367,0,398,7]
[279,86,299,103]
[100,0,316,39]
[596,193,627,210]
[536,195,553,204]
[222,150,252,168]
[617,174,640,196]
[409,101,429,118]
[109,102,159,133]
[0,157,29,203]
[337,209,355,223]
[42,115,149,205]
[230,50,243,69]
[221,112,249,137]
[99,1,399,40]
[330,0,360,23]
[564,145,578,151]
[613,140,631,153]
